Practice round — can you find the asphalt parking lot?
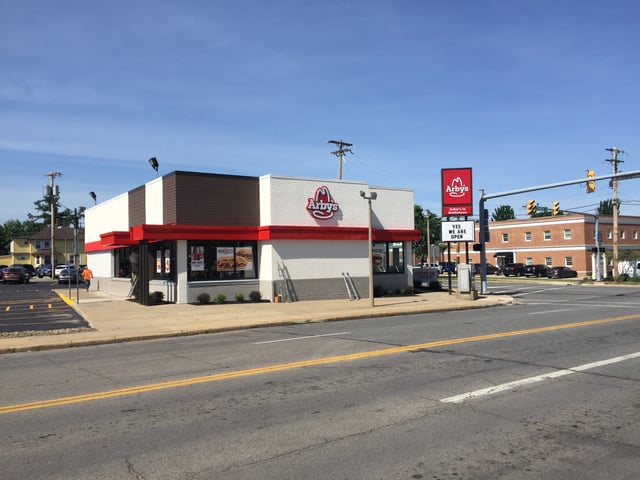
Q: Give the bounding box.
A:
[0,279,89,334]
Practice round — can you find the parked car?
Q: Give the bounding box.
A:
[472,263,500,275]
[54,264,68,277]
[36,264,52,277]
[501,263,526,277]
[422,263,442,273]
[58,268,80,284]
[524,264,549,277]
[2,266,30,284]
[441,262,457,274]
[547,266,578,279]
[11,264,36,278]
[0,265,7,279]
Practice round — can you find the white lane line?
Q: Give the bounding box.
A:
[253,332,351,345]
[528,308,572,315]
[441,351,640,404]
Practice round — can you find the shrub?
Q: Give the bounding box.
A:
[214,293,226,304]
[428,280,442,291]
[249,290,262,302]
[373,285,384,297]
[196,293,210,305]
[150,291,164,304]
[235,293,245,302]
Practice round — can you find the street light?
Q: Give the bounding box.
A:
[89,191,97,205]
[360,190,377,307]
[148,157,159,177]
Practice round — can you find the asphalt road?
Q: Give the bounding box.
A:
[0,279,88,333]
[1,282,639,479]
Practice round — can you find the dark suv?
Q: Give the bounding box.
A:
[11,264,36,279]
[501,263,526,277]
[524,264,549,277]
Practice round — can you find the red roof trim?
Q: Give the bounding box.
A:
[86,224,420,251]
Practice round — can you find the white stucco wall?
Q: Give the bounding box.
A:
[145,177,164,224]
[84,192,129,243]
[259,175,414,230]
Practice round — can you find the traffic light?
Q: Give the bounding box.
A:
[586,169,595,193]
[526,199,537,215]
[552,201,560,216]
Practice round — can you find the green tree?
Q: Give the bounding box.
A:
[532,206,553,217]
[491,205,515,221]
[0,219,41,255]
[598,198,614,215]
[414,206,442,264]
[27,188,76,227]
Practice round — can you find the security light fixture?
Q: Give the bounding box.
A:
[148,157,159,176]
[89,191,97,204]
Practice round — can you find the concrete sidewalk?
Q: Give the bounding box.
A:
[0,288,513,354]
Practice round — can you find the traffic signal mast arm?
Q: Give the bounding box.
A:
[477,169,640,295]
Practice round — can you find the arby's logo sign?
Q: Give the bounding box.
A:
[441,168,473,216]
[307,185,339,219]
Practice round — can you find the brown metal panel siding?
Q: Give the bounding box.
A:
[129,186,146,227]
[173,172,260,226]
[163,173,178,224]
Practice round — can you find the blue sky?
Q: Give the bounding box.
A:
[2,0,639,224]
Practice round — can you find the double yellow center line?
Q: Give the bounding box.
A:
[2,313,639,415]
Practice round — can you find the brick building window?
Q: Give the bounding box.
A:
[607,230,612,240]
[565,256,573,266]
[564,229,572,240]
[544,230,551,240]
[524,232,531,241]
[634,230,638,240]
[545,257,552,266]
[526,257,533,265]
[621,230,626,239]
[501,233,509,242]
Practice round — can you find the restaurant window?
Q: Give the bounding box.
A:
[114,247,136,278]
[153,242,175,280]
[187,240,258,281]
[373,241,405,274]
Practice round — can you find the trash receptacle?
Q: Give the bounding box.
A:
[457,263,473,293]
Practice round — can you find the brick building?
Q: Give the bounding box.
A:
[466,214,640,278]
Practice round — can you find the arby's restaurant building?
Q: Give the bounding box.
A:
[84,171,420,304]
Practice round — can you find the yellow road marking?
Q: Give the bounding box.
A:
[4,306,9,312]
[29,305,34,310]
[1,312,639,415]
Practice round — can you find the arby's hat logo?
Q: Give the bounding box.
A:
[307,185,339,219]
[446,176,469,198]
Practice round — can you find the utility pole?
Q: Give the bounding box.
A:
[606,147,625,281]
[328,140,353,180]
[44,171,62,278]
